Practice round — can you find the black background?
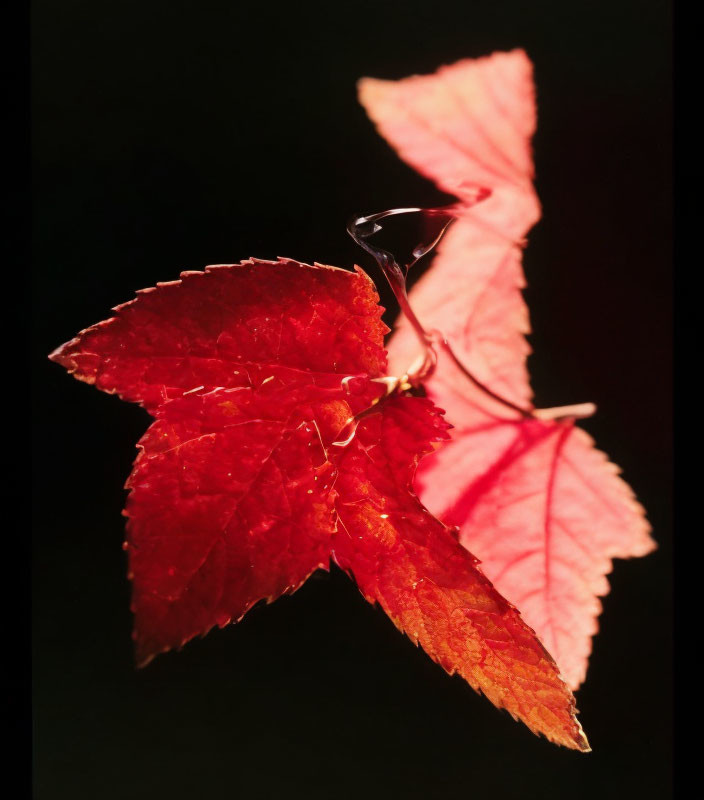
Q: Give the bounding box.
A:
[32,1,672,798]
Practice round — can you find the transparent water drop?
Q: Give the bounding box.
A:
[347,205,462,280]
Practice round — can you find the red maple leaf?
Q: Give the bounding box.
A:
[50,257,588,750]
[358,49,655,690]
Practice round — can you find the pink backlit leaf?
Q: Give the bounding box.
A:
[417,405,654,689]
[360,49,539,411]
[360,51,655,687]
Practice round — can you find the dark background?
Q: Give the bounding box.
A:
[32,1,672,798]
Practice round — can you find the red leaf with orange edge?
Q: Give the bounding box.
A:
[50,256,588,750]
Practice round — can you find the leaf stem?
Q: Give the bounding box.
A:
[433,334,532,418]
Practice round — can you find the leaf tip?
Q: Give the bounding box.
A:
[573,725,592,753]
[47,341,71,367]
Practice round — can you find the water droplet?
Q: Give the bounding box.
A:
[347,204,463,278]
